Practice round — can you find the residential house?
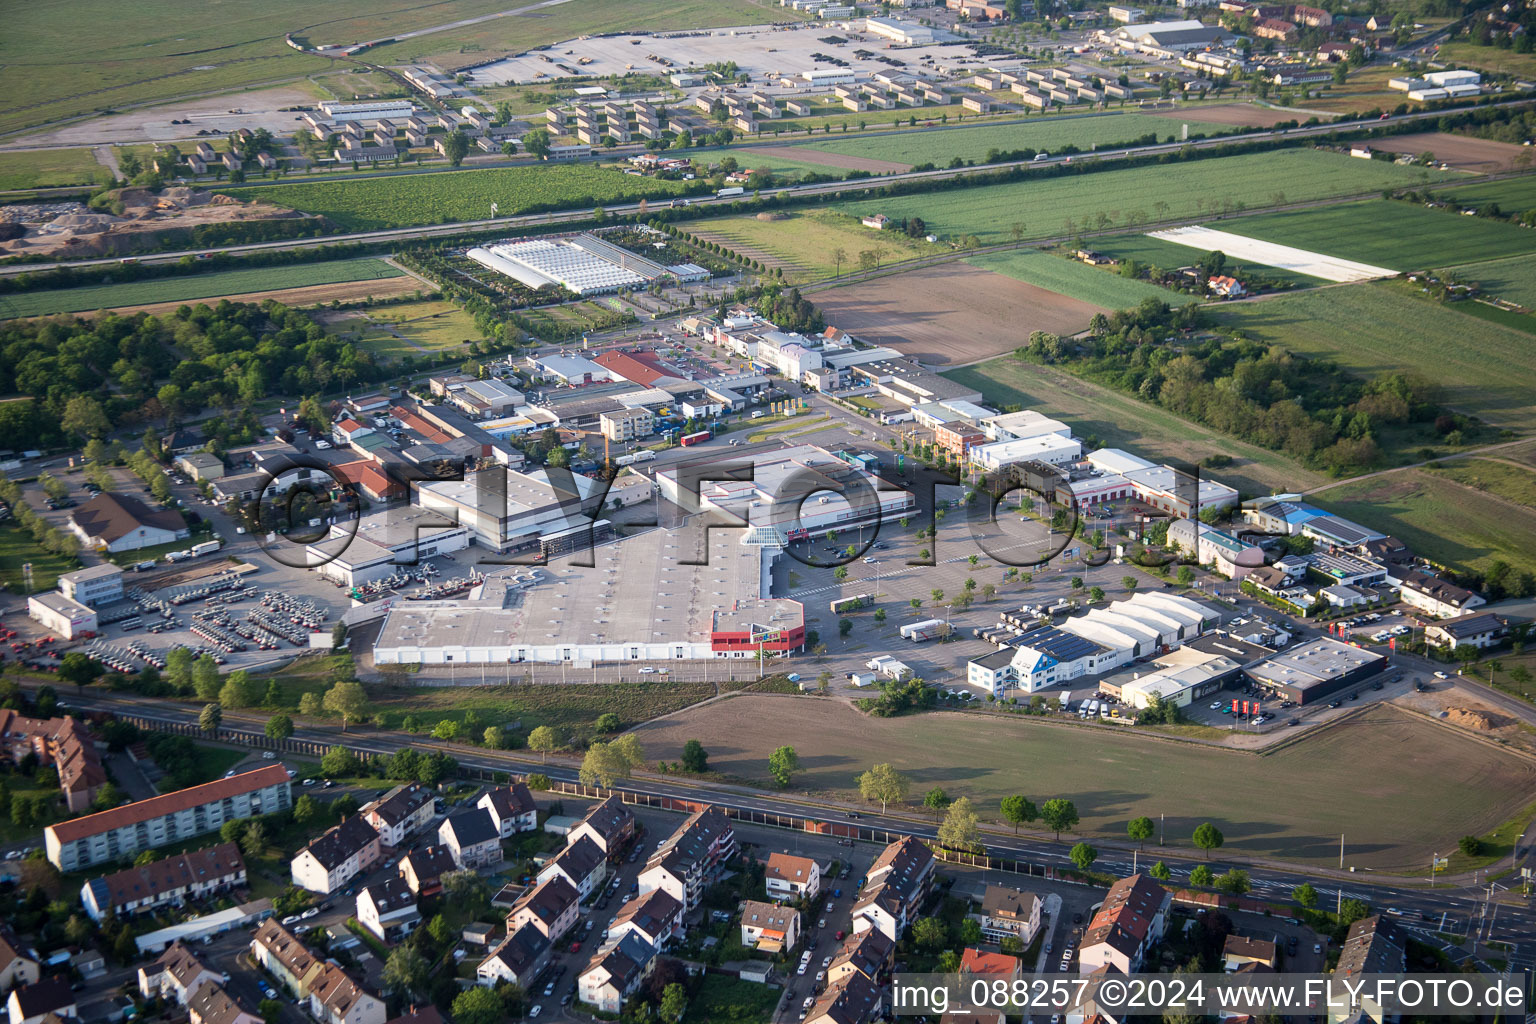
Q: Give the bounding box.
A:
[960,948,1022,981]
[740,901,799,954]
[356,878,421,944]
[607,889,684,952]
[476,925,549,989]
[1207,275,1246,297]
[638,806,736,914]
[1425,612,1521,651]
[971,885,1041,946]
[765,853,821,901]
[827,929,894,987]
[578,933,656,1015]
[0,927,38,995]
[360,784,435,848]
[1079,874,1170,974]
[805,972,883,1024]
[250,921,321,998]
[852,836,934,942]
[1223,935,1277,971]
[861,214,890,230]
[306,963,386,1024]
[536,837,607,902]
[138,942,220,1005]
[83,843,246,921]
[477,783,538,837]
[188,984,262,1024]
[397,845,457,898]
[508,876,580,943]
[1399,571,1485,619]
[0,712,104,815]
[6,978,75,1024]
[439,809,503,869]
[1332,917,1405,1022]
[566,796,635,859]
[290,817,382,895]
[68,492,190,554]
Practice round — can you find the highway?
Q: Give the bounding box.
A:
[43,684,1533,957]
[5,97,1532,278]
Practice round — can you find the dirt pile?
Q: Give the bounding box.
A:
[1444,706,1512,731]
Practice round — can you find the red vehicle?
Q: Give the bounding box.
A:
[680,430,711,447]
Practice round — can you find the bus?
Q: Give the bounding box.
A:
[680,430,711,447]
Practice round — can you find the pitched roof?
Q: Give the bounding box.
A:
[576,795,633,844]
[854,835,932,915]
[188,983,256,1024]
[1082,874,1168,959]
[647,805,732,876]
[362,783,432,828]
[484,923,549,977]
[808,971,881,1024]
[1336,916,1405,976]
[584,932,655,989]
[400,845,457,883]
[547,836,605,882]
[48,765,290,844]
[609,888,681,939]
[830,929,893,980]
[481,782,536,821]
[1401,570,1480,608]
[86,842,245,911]
[766,853,818,886]
[69,492,185,543]
[0,924,36,977]
[310,962,376,1019]
[1223,935,1277,961]
[443,808,500,848]
[360,877,416,916]
[980,885,1038,923]
[152,941,215,990]
[511,876,579,928]
[297,817,380,871]
[252,920,317,980]
[740,900,798,934]
[960,948,1020,976]
[9,977,74,1018]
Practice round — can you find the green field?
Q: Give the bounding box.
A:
[636,697,1536,869]
[819,149,1458,245]
[1313,464,1536,578]
[944,355,1325,495]
[0,521,80,593]
[0,258,406,318]
[688,145,877,179]
[0,148,112,191]
[219,165,688,230]
[1445,254,1536,309]
[1218,200,1536,271]
[968,247,1199,308]
[1211,281,1536,430]
[691,209,947,282]
[346,300,488,361]
[791,111,1229,167]
[1091,231,1329,287]
[1438,175,1536,212]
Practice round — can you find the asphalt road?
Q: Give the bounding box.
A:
[6,98,1533,278]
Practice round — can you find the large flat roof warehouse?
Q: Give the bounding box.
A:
[1245,637,1388,703]
[468,240,647,297]
[372,527,803,665]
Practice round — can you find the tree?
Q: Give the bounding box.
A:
[1291,882,1318,908]
[523,127,552,160]
[856,763,909,812]
[452,987,504,1024]
[265,713,294,742]
[1089,586,1105,603]
[528,725,560,761]
[219,670,255,709]
[924,786,951,818]
[294,794,321,825]
[432,719,460,740]
[681,739,709,773]
[595,712,621,733]
[659,983,689,1022]
[1189,864,1214,887]
[241,820,268,858]
[443,869,490,905]
[61,395,112,440]
[1457,835,1483,856]
[59,652,103,690]
[483,726,507,749]
[1122,575,1139,592]
[443,129,470,166]
[1192,822,1224,859]
[1040,798,1079,840]
[911,916,949,950]
[321,745,357,777]
[1127,816,1155,850]
[92,780,123,811]
[1340,898,1371,925]
[383,945,429,995]
[611,733,645,769]
[1069,841,1099,871]
[199,702,222,734]
[938,796,983,853]
[1150,860,1172,881]
[579,742,631,787]
[831,247,848,277]
[768,745,799,788]
[298,692,323,716]
[1217,869,1250,895]
[1000,794,1036,833]
[323,681,368,731]
[192,654,221,700]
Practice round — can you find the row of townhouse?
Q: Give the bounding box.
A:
[83,842,246,921]
[250,921,386,1024]
[139,941,266,1024]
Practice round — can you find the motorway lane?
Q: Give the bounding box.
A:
[5,99,1532,277]
[45,685,1533,941]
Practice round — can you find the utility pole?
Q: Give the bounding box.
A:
[1160,812,1165,846]
[1337,834,1345,915]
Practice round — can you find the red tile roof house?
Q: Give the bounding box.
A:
[765,852,821,900]
[332,461,406,504]
[82,843,246,921]
[959,947,1022,981]
[0,710,106,813]
[1079,874,1171,974]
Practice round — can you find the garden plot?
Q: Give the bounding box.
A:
[1147,226,1397,283]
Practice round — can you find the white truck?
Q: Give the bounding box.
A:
[191,540,220,557]
[900,618,950,643]
[716,186,745,198]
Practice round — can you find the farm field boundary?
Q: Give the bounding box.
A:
[968,247,1200,308]
[1147,225,1397,281]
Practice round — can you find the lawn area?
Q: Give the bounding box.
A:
[0,258,405,318]
[633,697,1536,870]
[1438,175,1536,212]
[345,301,488,361]
[1311,464,1536,578]
[1427,454,1536,509]
[968,247,1199,308]
[819,149,1458,246]
[792,111,1230,166]
[1216,200,1536,271]
[219,164,689,231]
[943,356,1326,495]
[680,974,782,1024]
[0,148,112,191]
[1092,231,1329,287]
[0,522,81,593]
[688,145,873,179]
[1433,41,1536,79]
[1444,254,1536,309]
[1210,280,1536,431]
[690,209,947,283]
